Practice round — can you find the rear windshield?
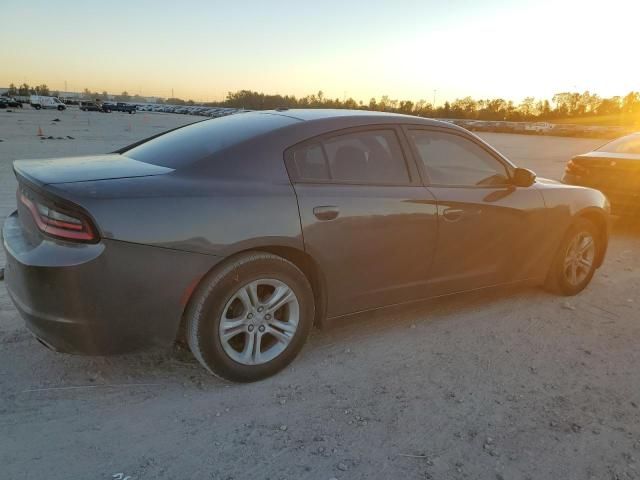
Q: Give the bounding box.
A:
[597,134,640,155]
[124,112,298,168]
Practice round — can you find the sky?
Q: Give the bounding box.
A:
[1,0,638,104]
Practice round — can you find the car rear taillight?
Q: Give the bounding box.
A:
[565,159,588,175]
[19,190,97,242]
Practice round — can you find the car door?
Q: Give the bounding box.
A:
[286,126,439,318]
[404,127,547,295]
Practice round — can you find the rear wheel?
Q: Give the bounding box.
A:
[545,218,599,296]
[186,252,314,382]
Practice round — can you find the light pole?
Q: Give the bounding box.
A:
[433,89,437,109]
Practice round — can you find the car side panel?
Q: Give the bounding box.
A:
[425,185,549,294]
[48,173,305,257]
[294,183,438,318]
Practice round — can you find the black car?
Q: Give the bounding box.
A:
[102,102,136,113]
[3,110,610,382]
[0,96,23,108]
[563,132,640,214]
[101,102,117,112]
[79,101,106,112]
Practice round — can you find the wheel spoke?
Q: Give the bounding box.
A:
[236,282,259,310]
[266,325,292,345]
[222,325,245,342]
[269,319,297,334]
[265,286,294,314]
[570,264,578,284]
[578,236,593,255]
[253,332,263,364]
[240,331,257,362]
[578,257,592,270]
[221,317,246,332]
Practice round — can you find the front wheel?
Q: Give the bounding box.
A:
[545,218,599,296]
[186,252,314,382]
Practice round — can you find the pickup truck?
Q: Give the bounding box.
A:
[107,102,137,114]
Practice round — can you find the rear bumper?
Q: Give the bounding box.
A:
[562,173,640,215]
[3,211,221,355]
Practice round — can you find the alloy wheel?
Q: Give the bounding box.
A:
[563,231,596,286]
[219,279,299,365]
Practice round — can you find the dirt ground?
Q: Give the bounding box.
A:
[1,108,639,480]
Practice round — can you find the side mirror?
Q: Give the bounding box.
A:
[512,167,536,187]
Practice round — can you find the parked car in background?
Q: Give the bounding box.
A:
[29,95,66,111]
[101,102,117,112]
[525,122,552,134]
[79,101,106,112]
[3,110,610,382]
[0,97,23,108]
[563,132,640,215]
[113,102,137,114]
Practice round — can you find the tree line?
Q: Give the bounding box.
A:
[6,83,640,123]
[215,90,640,123]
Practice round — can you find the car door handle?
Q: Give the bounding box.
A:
[313,206,339,221]
[442,207,465,222]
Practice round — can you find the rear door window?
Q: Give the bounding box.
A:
[287,129,410,185]
[291,143,330,181]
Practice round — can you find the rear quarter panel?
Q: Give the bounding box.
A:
[48,143,304,257]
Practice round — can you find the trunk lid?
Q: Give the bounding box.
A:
[13,154,173,187]
[572,151,640,190]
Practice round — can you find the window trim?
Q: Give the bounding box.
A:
[284,125,420,187]
[401,125,517,189]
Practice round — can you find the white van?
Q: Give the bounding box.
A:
[30,95,66,111]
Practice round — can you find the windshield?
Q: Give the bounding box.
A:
[124,112,297,168]
[597,133,640,154]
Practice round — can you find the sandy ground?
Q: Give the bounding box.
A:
[1,108,639,480]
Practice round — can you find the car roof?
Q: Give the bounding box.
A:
[250,109,462,137]
[262,108,440,124]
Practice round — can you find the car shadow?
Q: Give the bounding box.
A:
[313,282,547,348]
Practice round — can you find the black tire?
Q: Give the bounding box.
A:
[186,252,315,382]
[545,218,600,296]
[34,105,41,110]
[57,105,64,111]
